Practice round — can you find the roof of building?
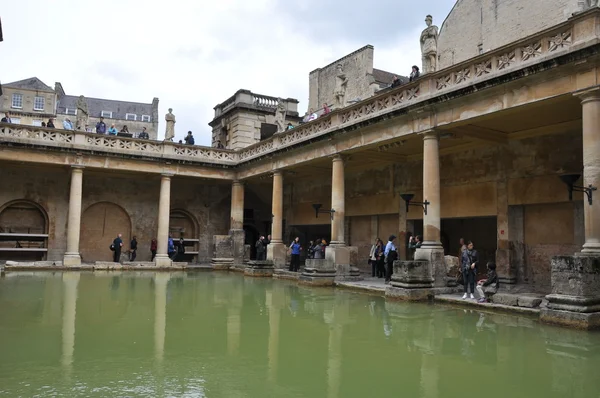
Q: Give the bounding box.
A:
[56,95,154,120]
[4,77,54,93]
[373,68,409,85]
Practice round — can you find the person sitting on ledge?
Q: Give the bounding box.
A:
[476,262,499,303]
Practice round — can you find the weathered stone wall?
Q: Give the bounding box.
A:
[0,165,231,263]
[308,45,376,112]
[437,0,578,70]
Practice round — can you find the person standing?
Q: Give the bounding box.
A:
[139,127,149,139]
[255,236,267,261]
[167,234,176,260]
[458,238,467,258]
[1,112,12,123]
[461,241,479,299]
[112,233,123,263]
[289,237,302,272]
[129,236,138,261]
[177,237,186,261]
[63,118,74,130]
[47,118,55,128]
[184,131,195,145]
[384,235,398,283]
[108,124,118,135]
[369,238,379,277]
[96,117,107,134]
[374,238,385,278]
[150,238,157,261]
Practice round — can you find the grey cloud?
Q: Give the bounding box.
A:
[273,0,454,46]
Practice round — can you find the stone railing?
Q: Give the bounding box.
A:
[1,10,598,169]
[0,126,238,165]
[235,10,596,163]
[212,89,300,122]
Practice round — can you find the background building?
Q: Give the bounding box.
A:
[0,77,57,126]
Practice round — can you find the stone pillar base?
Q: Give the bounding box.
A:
[211,258,233,270]
[154,255,172,267]
[386,260,434,301]
[244,260,275,277]
[230,229,246,266]
[267,242,287,269]
[63,253,81,267]
[386,286,434,301]
[540,308,600,330]
[414,247,446,287]
[299,259,336,286]
[325,246,362,281]
[541,255,600,329]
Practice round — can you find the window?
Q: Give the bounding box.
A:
[11,94,23,109]
[101,110,113,118]
[33,96,45,111]
[141,115,151,122]
[11,117,21,124]
[32,120,43,127]
[65,108,77,116]
[125,113,137,121]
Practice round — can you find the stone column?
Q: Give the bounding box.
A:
[330,155,345,246]
[413,131,446,289]
[398,196,408,261]
[268,171,286,268]
[230,180,244,230]
[421,131,442,248]
[155,174,172,267]
[230,180,245,265]
[496,179,517,284]
[577,88,600,254]
[63,166,84,266]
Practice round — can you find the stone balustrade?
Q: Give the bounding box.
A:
[0,126,238,166]
[1,10,596,170]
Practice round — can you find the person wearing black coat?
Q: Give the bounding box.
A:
[461,241,479,299]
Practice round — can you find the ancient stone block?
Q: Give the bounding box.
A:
[299,259,336,286]
[390,260,434,289]
[244,260,274,277]
[414,247,445,287]
[213,235,232,258]
[517,294,543,308]
[267,243,287,269]
[491,293,519,306]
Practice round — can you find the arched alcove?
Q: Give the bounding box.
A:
[80,202,131,263]
[0,200,49,261]
[169,209,199,262]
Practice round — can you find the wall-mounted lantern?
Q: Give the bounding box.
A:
[400,193,430,215]
[560,174,596,205]
[312,204,335,220]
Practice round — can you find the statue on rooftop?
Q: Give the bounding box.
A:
[274,98,287,133]
[334,64,348,108]
[420,15,439,74]
[165,108,175,141]
[75,95,89,131]
[584,0,598,9]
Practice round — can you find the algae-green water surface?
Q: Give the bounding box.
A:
[1,271,599,397]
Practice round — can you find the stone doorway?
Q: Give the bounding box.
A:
[80,202,132,263]
[169,210,199,263]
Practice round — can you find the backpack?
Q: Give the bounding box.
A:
[110,244,115,251]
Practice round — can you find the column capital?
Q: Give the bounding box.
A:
[70,165,85,170]
[574,86,600,102]
[271,169,283,177]
[419,129,439,141]
[161,172,174,178]
[331,154,346,163]
[232,179,244,186]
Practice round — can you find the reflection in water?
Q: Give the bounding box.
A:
[61,272,80,382]
[2,272,600,397]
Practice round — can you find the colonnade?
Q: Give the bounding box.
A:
[62,96,600,270]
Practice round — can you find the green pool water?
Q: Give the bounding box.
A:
[1,271,599,398]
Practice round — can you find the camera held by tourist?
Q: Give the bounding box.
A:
[476,262,499,303]
[461,241,479,299]
[289,237,302,272]
[384,235,398,283]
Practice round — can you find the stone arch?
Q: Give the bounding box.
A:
[0,199,49,261]
[80,202,131,263]
[169,209,198,239]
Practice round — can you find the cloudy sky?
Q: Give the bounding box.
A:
[2,0,455,145]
